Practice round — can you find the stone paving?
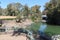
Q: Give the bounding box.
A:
[0,34,29,40]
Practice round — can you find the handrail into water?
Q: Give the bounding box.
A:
[0,26,35,40]
[26,29,35,40]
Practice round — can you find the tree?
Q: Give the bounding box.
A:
[0,7,2,15]
[31,5,40,13]
[0,2,2,15]
[1,8,8,16]
[44,0,60,25]
[16,5,31,22]
[22,5,30,18]
[7,2,22,16]
[31,5,41,22]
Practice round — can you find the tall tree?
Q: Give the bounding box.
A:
[2,8,8,16]
[44,0,60,25]
[7,2,22,16]
[31,5,40,13]
[16,5,30,22]
[0,2,2,16]
[0,7,2,15]
[22,5,30,18]
[31,5,41,22]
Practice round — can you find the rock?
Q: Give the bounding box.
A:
[52,35,60,40]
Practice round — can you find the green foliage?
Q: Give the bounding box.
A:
[30,5,41,22]
[0,2,41,23]
[16,4,41,22]
[22,5,30,17]
[44,0,60,25]
[7,2,22,16]
[30,14,36,22]
[0,7,2,15]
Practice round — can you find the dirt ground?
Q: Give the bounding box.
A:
[0,17,33,40]
[2,19,33,28]
[0,34,29,40]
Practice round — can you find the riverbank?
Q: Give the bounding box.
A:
[1,19,33,28]
[28,22,60,36]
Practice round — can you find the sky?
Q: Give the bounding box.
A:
[0,0,50,12]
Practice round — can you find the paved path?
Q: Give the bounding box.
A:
[0,34,29,40]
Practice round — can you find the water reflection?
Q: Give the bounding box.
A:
[38,22,47,37]
[39,22,47,33]
[38,22,51,40]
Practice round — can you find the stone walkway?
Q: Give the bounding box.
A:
[0,34,29,40]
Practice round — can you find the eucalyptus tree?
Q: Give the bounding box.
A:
[0,7,2,15]
[7,2,22,16]
[44,0,60,25]
[22,5,30,18]
[16,5,31,22]
[31,5,41,22]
